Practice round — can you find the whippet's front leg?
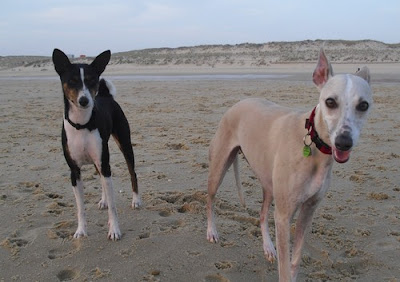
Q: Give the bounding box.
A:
[72,179,87,238]
[290,196,321,281]
[275,209,292,282]
[101,176,121,240]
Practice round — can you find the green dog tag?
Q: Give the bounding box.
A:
[303,145,312,157]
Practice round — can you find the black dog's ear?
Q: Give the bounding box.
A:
[90,50,111,75]
[52,48,71,76]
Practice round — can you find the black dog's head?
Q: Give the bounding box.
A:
[52,49,111,109]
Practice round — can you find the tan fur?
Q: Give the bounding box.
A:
[206,49,372,281]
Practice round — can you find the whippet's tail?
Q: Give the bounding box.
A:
[233,154,246,207]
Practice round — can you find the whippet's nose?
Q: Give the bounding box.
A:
[335,132,353,151]
[79,96,89,107]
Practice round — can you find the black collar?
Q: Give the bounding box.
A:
[65,108,97,131]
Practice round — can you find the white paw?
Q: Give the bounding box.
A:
[73,228,87,239]
[207,227,219,243]
[108,219,121,241]
[108,227,121,241]
[98,200,108,210]
[263,242,277,263]
[131,194,142,209]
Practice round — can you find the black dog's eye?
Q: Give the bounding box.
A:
[325,98,338,109]
[356,101,369,112]
[85,77,97,86]
[69,77,79,86]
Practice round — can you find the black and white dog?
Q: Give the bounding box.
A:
[52,49,141,240]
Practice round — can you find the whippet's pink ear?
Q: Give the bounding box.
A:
[312,48,333,90]
[355,66,371,84]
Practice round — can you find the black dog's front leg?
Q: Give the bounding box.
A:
[61,126,87,238]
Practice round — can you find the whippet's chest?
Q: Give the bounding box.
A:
[64,121,102,166]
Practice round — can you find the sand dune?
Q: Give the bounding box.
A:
[2,40,400,72]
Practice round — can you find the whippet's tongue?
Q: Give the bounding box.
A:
[333,149,351,163]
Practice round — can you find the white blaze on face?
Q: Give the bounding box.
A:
[339,76,364,145]
[79,68,93,107]
[337,75,353,134]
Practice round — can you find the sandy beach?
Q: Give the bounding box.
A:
[0,56,399,281]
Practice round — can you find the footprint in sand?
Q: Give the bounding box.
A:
[186,250,202,257]
[158,210,172,217]
[158,218,185,232]
[45,201,71,216]
[47,220,74,240]
[0,237,29,256]
[147,190,207,215]
[1,229,37,257]
[204,273,230,282]
[177,201,204,214]
[91,267,110,279]
[215,261,234,270]
[47,235,82,260]
[138,232,151,239]
[56,268,79,281]
[46,193,63,199]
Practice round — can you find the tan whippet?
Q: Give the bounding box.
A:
[206,48,372,281]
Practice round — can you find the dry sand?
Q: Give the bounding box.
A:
[0,61,399,281]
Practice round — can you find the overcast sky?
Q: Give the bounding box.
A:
[1,0,399,56]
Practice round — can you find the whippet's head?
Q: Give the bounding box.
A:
[312,48,373,163]
[52,49,111,110]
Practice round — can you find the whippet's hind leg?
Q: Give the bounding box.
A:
[260,187,276,262]
[207,138,240,243]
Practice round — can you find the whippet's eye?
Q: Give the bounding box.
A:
[325,98,338,109]
[356,101,369,112]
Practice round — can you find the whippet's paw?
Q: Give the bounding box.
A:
[265,252,276,263]
[73,228,87,239]
[108,226,121,241]
[207,229,219,243]
[108,230,121,241]
[264,246,277,263]
[131,194,142,209]
[98,200,108,210]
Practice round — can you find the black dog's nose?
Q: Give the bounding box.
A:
[79,97,89,107]
[335,133,353,151]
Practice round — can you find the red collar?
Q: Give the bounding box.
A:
[305,107,332,155]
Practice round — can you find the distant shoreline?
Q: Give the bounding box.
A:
[1,62,399,84]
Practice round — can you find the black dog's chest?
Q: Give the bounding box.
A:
[64,122,103,167]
